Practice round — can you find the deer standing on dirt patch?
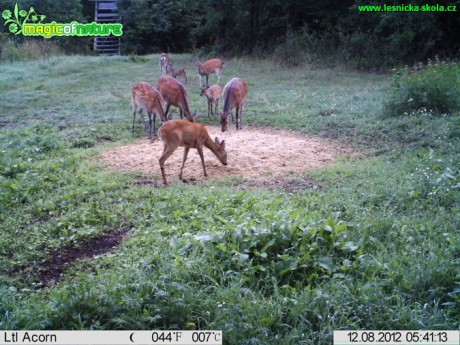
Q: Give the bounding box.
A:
[159,53,172,76]
[157,76,195,122]
[158,119,227,185]
[169,64,188,84]
[195,58,224,87]
[131,82,167,139]
[200,84,222,117]
[220,77,249,132]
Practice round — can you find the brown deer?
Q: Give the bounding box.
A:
[169,64,188,84]
[131,82,168,139]
[200,84,222,117]
[220,77,249,132]
[159,53,172,76]
[195,58,224,87]
[157,76,195,122]
[158,119,227,185]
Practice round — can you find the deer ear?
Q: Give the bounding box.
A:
[214,137,220,145]
[220,140,226,149]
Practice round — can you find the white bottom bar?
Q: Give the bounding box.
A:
[0,331,222,345]
[334,330,459,345]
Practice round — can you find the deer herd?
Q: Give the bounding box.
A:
[131,53,249,185]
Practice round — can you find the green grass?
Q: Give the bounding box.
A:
[0,54,459,343]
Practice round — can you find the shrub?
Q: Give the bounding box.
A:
[383,60,460,117]
[0,37,61,62]
[271,27,313,67]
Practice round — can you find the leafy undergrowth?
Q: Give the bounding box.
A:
[0,55,459,343]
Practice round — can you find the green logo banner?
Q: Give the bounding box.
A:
[2,2,123,38]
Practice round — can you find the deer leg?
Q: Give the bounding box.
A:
[179,147,190,180]
[151,113,158,139]
[165,103,172,120]
[196,146,207,177]
[238,106,243,130]
[215,99,219,117]
[132,107,137,134]
[159,145,178,186]
[208,101,212,117]
[148,113,153,139]
[235,108,239,130]
[205,75,209,87]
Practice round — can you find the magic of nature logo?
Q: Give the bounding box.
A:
[2,2,123,38]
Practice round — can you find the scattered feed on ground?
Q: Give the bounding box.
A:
[97,125,357,185]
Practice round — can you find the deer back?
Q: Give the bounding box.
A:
[201,84,222,101]
[222,78,248,115]
[131,82,166,121]
[196,59,224,75]
[157,76,194,121]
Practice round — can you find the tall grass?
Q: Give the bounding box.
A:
[0,35,62,62]
[0,55,458,343]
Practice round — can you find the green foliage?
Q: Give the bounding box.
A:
[0,0,458,67]
[383,61,460,117]
[271,27,313,66]
[171,212,360,290]
[117,0,198,54]
[0,37,61,62]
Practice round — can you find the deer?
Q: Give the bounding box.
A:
[158,119,227,185]
[220,77,249,132]
[169,64,188,84]
[200,84,222,117]
[159,53,172,76]
[131,82,168,139]
[157,76,195,122]
[195,58,224,87]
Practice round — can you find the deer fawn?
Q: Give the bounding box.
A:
[220,77,249,132]
[169,64,188,84]
[159,53,172,76]
[131,82,167,139]
[195,58,224,87]
[157,76,195,122]
[200,84,222,117]
[158,119,227,185]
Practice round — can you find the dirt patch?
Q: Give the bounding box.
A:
[15,226,132,286]
[98,126,356,186]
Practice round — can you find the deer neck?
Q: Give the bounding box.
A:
[204,136,221,158]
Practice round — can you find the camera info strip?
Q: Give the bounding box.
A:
[1,331,222,345]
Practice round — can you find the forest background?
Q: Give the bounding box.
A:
[0,0,459,69]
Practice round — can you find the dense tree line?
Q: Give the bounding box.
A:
[1,0,459,68]
[117,0,459,68]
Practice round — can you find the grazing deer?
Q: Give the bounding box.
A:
[159,53,172,76]
[200,84,222,117]
[158,119,227,185]
[131,82,167,139]
[169,64,188,84]
[195,58,224,87]
[220,77,249,132]
[157,76,195,122]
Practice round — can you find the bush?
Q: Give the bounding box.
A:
[271,27,314,67]
[0,38,61,62]
[383,60,460,117]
